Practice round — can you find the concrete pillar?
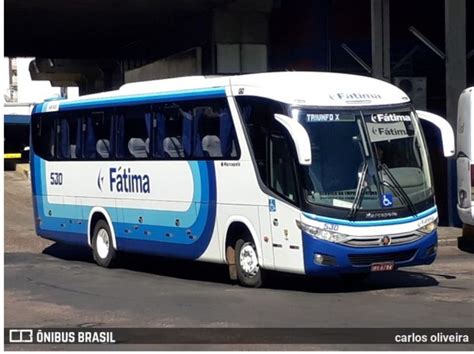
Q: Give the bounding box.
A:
[211,6,270,74]
[445,0,466,130]
[445,0,467,226]
[371,0,391,81]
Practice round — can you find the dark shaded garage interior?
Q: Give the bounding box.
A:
[4,0,473,225]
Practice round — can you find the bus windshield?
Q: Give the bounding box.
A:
[294,107,433,214]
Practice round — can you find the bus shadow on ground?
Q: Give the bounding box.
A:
[42,242,441,294]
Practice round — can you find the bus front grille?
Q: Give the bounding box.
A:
[348,249,417,266]
[343,232,424,247]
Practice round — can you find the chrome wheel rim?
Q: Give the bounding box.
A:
[239,243,259,277]
[96,228,110,259]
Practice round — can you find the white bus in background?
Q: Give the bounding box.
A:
[456,87,474,250]
[31,72,454,287]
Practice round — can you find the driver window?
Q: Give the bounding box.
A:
[270,131,298,204]
[236,96,299,205]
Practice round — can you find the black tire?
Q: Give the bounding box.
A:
[92,220,117,268]
[235,239,263,288]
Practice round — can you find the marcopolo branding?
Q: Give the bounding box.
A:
[97,167,150,194]
[370,113,411,123]
[329,92,382,101]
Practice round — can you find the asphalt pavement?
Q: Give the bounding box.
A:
[4,171,474,350]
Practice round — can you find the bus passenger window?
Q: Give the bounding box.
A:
[152,112,166,158]
[58,118,71,159]
[69,117,81,159]
[116,107,150,160]
[56,116,81,160]
[32,115,56,160]
[161,106,185,159]
[194,106,222,158]
[84,112,112,160]
[158,99,239,160]
[219,108,238,158]
[193,101,239,159]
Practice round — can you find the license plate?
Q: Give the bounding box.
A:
[370,261,395,272]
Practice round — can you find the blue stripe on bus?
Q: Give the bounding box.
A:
[33,104,42,114]
[37,87,227,113]
[32,155,217,259]
[302,206,437,227]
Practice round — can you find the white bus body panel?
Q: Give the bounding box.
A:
[457,87,474,225]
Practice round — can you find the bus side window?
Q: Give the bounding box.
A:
[270,132,299,203]
[68,116,81,160]
[219,108,239,158]
[194,106,222,158]
[192,99,239,160]
[118,106,150,160]
[152,111,166,158]
[84,112,112,160]
[71,116,82,159]
[161,106,185,159]
[236,96,286,185]
[58,118,71,159]
[32,114,56,160]
[156,99,239,160]
[57,116,80,160]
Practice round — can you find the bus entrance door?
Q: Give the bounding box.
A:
[269,198,305,274]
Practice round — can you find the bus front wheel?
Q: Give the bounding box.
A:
[92,220,117,268]
[235,239,263,288]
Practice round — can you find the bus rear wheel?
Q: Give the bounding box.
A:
[92,220,117,268]
[235,239,263,288]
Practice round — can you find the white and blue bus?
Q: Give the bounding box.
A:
[30,72,454,287]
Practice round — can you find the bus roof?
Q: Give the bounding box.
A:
[33,72,410,114]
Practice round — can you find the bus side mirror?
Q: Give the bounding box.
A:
[274,114,312,165]
[416,110,455,158]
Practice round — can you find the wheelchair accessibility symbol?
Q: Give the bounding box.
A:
[269,199,277,212]
[381,193,393,208]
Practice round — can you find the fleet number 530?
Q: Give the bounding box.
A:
[50,172,63,185]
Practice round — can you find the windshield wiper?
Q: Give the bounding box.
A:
[378,163,418,215]
[348,160,368,220]
[347,119,373,220]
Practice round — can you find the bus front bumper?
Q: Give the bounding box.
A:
[302,230,437,276]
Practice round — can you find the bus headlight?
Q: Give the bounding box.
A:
[418,219,438,234]
[296,220,348,243]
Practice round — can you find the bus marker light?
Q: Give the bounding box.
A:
[426,244,437,256]
[314,253,337,266]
